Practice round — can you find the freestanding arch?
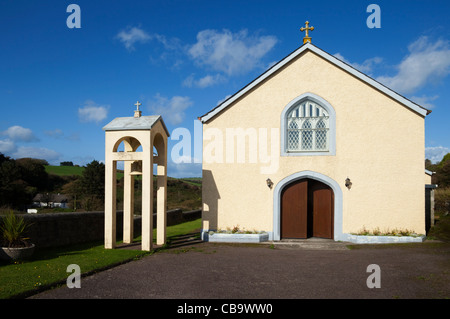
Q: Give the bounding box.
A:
[273,170,344,241]
[103,103,169,251]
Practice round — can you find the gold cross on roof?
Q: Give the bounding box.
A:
[300,21,314,44]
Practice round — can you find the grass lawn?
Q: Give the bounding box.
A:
[0,218,201,299]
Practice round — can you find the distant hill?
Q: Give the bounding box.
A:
[166,177,202,211]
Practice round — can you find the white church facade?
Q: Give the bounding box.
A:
[198,36,431,243]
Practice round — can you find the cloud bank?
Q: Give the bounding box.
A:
[148,94,193,125]
[376,36,450,94]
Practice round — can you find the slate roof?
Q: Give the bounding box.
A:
[199,42,430,123]
[102,115,170,136]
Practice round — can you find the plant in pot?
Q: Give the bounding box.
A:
[0,211,35,261]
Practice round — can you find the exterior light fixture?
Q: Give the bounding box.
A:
[345,177,352,190]
[266,178,274,189]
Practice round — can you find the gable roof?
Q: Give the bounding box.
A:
[199,42,430,123]
[103,115,170,137]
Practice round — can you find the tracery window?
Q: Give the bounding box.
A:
[286,100,329,152]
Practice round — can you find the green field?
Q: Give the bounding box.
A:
[44,165,85,176]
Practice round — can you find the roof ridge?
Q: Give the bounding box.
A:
[199,43,430,123]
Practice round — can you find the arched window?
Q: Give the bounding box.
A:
[286,100,329,152]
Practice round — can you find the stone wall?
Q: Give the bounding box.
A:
[0,209,201,249]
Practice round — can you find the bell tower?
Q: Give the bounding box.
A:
[103,102,169,251]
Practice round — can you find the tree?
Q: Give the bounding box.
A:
[61,177,82,210]
[78,160,105,210]
[432,153,450,187]
[0,155,20,207]
[437,153,450,169]
[0,154,30,208]
[0,154,60,209]
[80,160,105,198]
[60,161,74,166]
[16,158,49,191]
[436,159,450,187]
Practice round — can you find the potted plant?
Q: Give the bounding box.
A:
[0,211,35,261]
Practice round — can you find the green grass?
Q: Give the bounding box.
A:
[0,218,202,299]
[44,165,85,176]
[178,177,202,187]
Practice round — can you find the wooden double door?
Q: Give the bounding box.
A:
[281,179,334,239]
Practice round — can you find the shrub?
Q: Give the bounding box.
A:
[435,187,450,214]
[353,227,418,237]
[0,211,31,248]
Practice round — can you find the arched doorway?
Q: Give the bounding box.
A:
[281,178,334,239]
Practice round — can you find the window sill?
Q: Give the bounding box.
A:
[282,150,335,156]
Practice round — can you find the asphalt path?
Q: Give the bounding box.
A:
[29,240,449,300]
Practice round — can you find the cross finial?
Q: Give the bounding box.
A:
[134,101,142,118]
[134,101,142,111]
[300,21,314,44]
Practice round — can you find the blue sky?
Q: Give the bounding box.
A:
[0,0,449,177]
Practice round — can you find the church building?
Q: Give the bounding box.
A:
[198,23,432,243]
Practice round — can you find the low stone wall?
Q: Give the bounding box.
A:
[0,209,201,249]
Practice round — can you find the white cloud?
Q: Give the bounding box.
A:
[410,95,439,109]
[188,29,278,76]
[426,146,450,163]
[116,26,182,54]
[0,139,16,154]
[116,26,151,51]
[151,33,182,51]
[2,125,38,142]
[148,94,193,125]
[376,36,450,94]
[12,146,61,164]
[78,100,109,123]
[183,73,227,88]
[334,53,383,74]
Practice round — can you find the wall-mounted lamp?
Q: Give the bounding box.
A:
[345,177,352,190]
[266,178,274,189]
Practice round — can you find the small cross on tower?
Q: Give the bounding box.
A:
[134,101,142,118]
[300,21,314,44]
